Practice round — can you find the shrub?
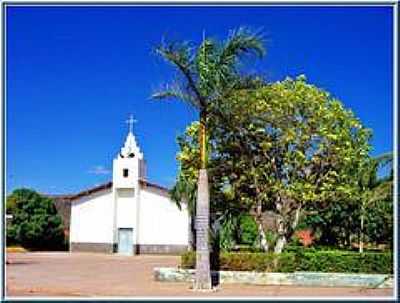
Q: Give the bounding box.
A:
[295,229,314,247]
[180,251,392,274]
[238,215,258,246]
[218,214,238,251]
[6,188,66,251]
[265,230,278,248]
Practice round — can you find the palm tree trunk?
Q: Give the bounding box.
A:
[199,113,207,169]
[195,169,211,289]
[194,112,211,290]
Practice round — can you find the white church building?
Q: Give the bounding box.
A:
[66,117,189,255]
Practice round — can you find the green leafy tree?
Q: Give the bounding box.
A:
[210,76,372,253]
[6,188,65,250]
[175,76,372,253]
[153,27,266,289]
[364,183,393,248]
[365,154,393,248]
[304,153,393,250]
[304,199,360,248]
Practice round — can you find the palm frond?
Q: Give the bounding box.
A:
[169,182,184,211]
[195,38,219,96]
[151,83,201,109]
[369,180,393,204]
[218,26,266,69]
[154,38,194,70]
[374,152,393,168]
[210,27,266,94]
[231,75,267,90]
[154,38,205,108]
[153,28,266,111]
[169,175,197,214]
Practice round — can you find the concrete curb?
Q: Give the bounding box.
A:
[154,267,393,288]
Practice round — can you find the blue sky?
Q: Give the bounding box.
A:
[6,5,393,194]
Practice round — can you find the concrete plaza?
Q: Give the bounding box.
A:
[6,252,394,298]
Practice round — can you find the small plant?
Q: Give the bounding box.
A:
[219,214,238,251]
[265,230,278,248]
[295,229,315,247]
[238,215,258,246]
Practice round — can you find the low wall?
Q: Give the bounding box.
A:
[70,242,115,254]
[154,267,393,288]
[136,244,187,255]
[70,243,187,255]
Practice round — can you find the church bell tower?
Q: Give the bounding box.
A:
[113,115,145,189]
[112,115,145,255]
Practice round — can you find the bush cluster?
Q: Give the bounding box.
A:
[7,189,66,251]
[181,251,393,274]
[238,215,258,246]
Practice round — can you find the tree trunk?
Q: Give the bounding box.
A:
[255,200,268,252]
[359,210,364,253]
[194,112,211,290]
[258,222,268,252]
[359,199,366,253]
[199,113,207,169]
[274,235,287,253]
[348,233,353,250]
[194,169,211,290]
[292,206,301,231]
[188,215,195,251]
[274,198,287,254]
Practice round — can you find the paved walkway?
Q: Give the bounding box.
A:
[6,252,394,298]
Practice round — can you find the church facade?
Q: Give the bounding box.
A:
[67,121,189,255]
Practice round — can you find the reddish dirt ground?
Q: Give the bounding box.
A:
[6,252,394,298]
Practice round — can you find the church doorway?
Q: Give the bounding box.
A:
[117,228,134,255]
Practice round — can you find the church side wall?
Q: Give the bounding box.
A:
[137,187,189,254]
[70,189,115,253]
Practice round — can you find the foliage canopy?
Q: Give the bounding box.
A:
[173,75,380,252]
[6,188,66,250]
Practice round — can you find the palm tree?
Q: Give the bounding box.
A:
[153,27,266,290]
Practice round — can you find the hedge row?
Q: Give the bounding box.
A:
[181,251,393,274]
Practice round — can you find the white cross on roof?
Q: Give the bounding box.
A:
[126,114,137,133]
